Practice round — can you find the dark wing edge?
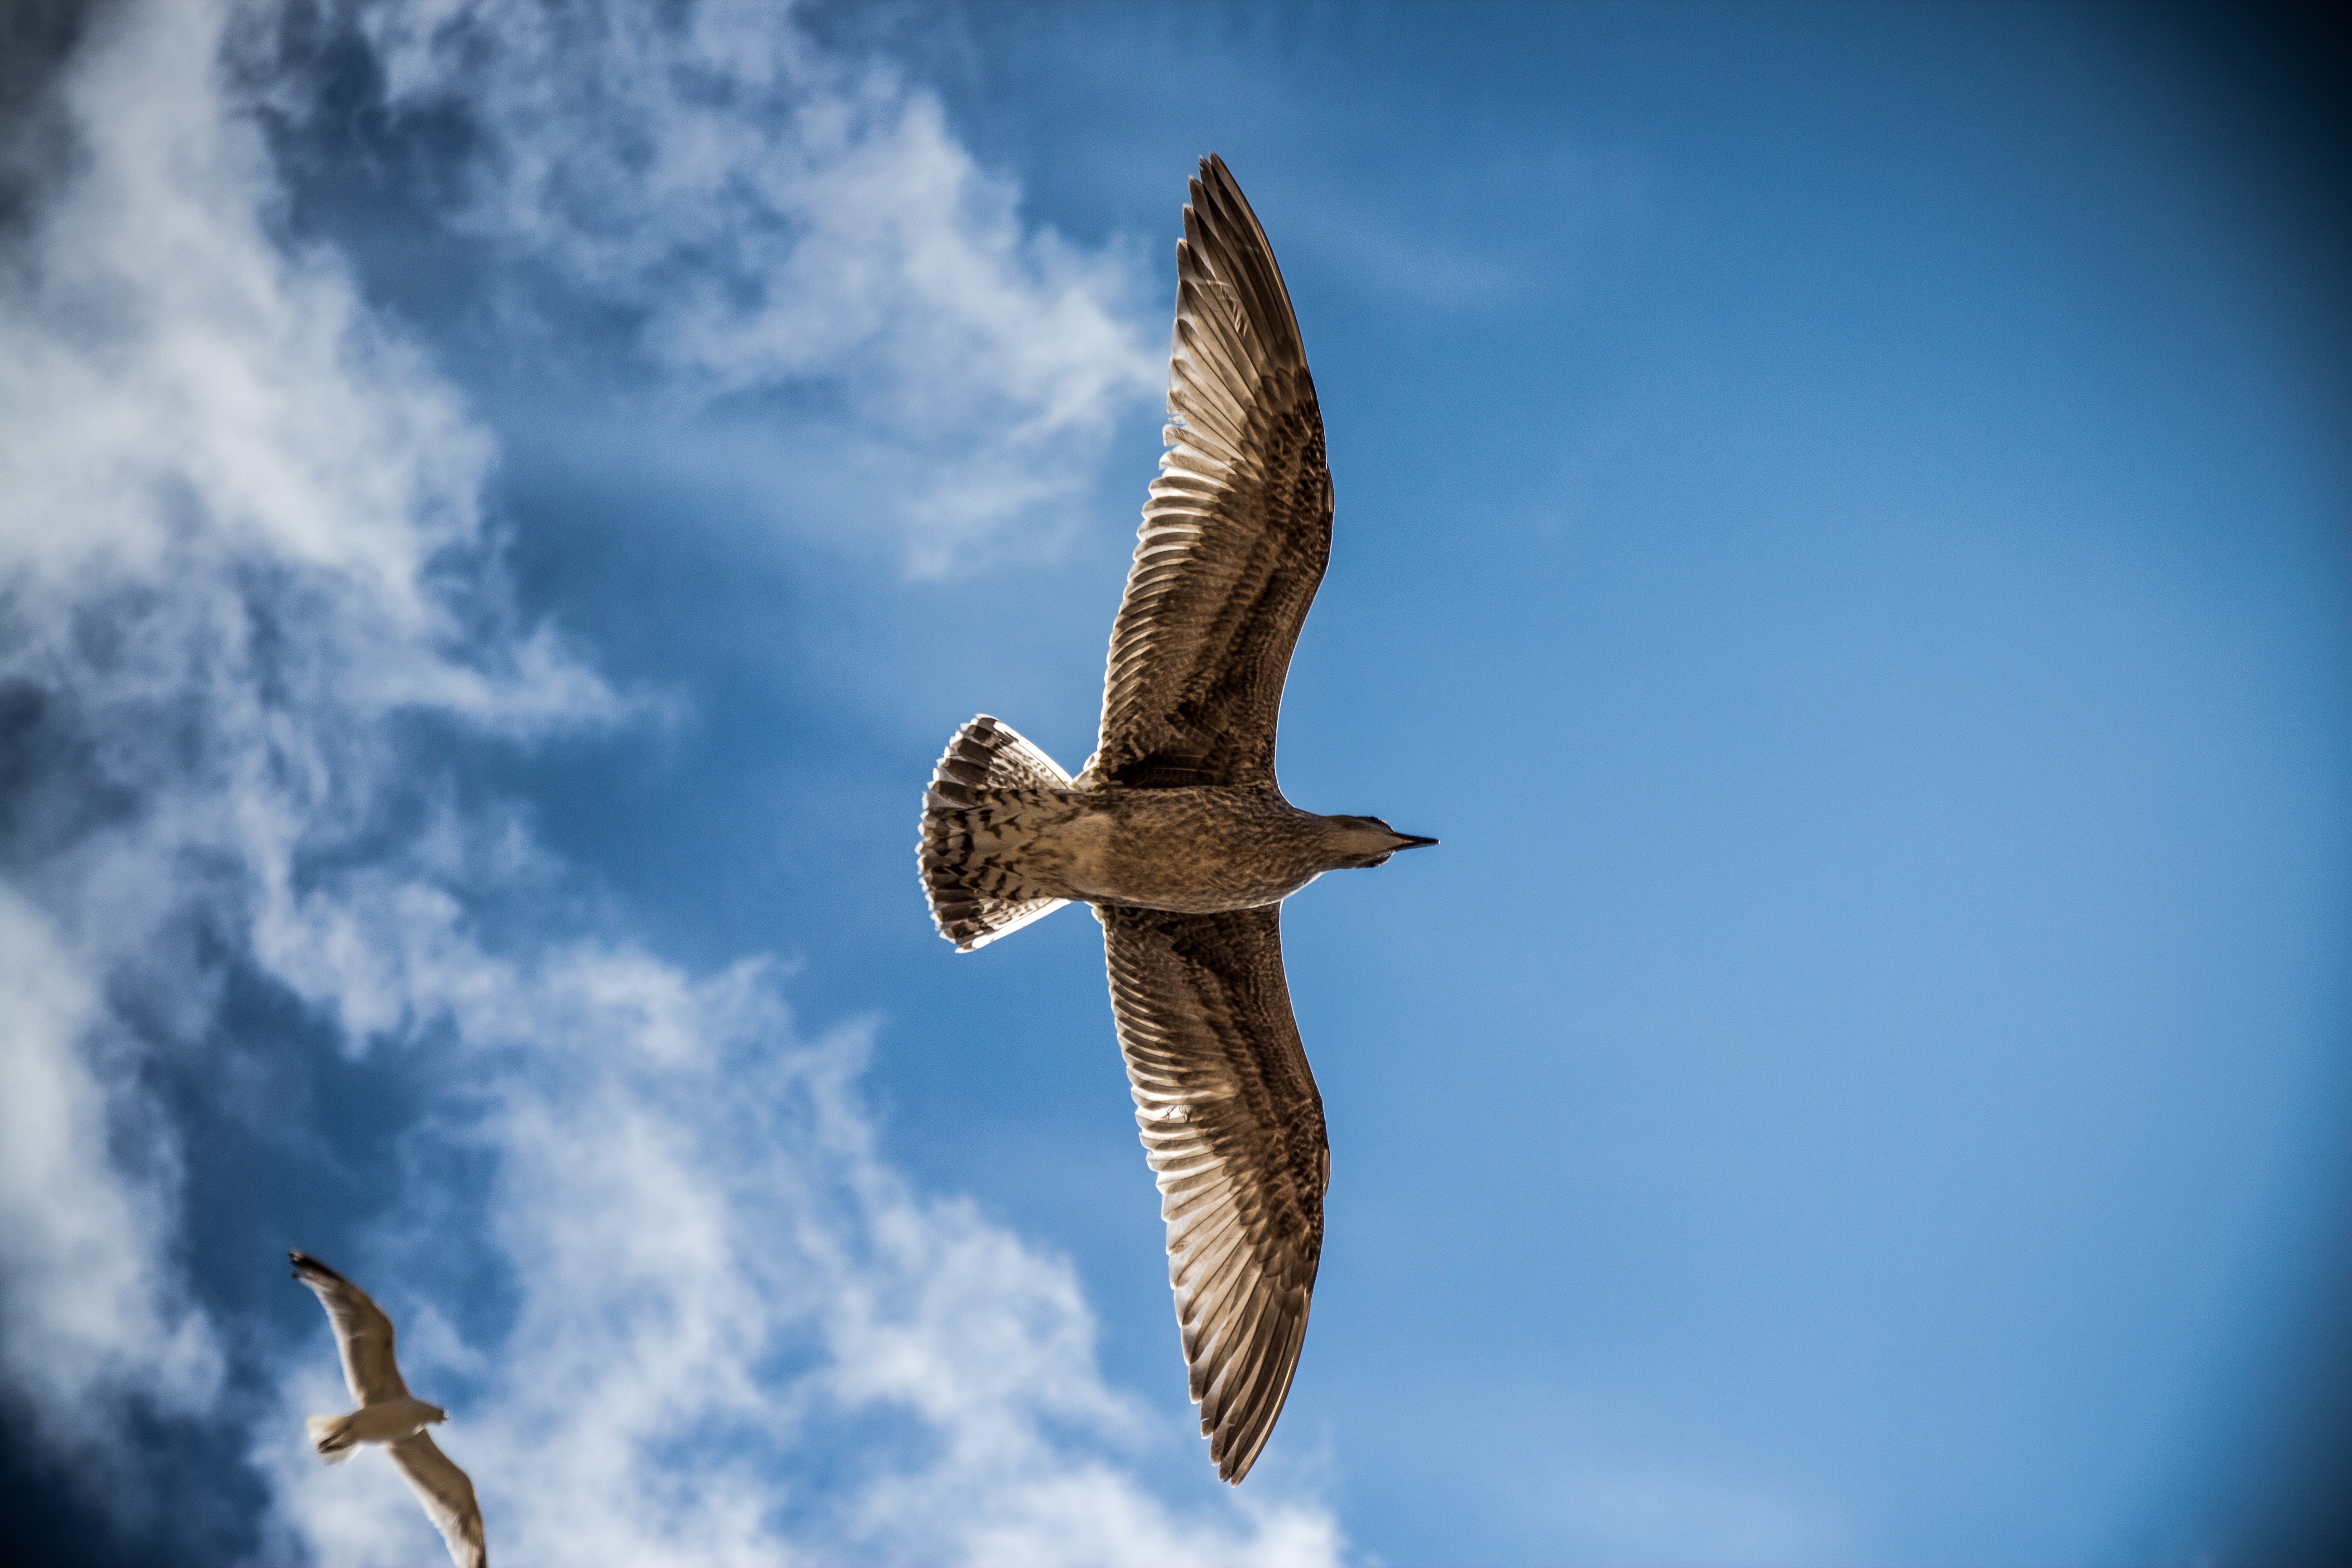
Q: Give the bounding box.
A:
[289,1250,409,1405]
[389,1432,487,1568]
[1088,154,1334,791]
[1100,903,1328,1482]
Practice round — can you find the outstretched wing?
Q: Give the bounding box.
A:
[1100,903,1328,1482]
[1088,155,1332,792]
[389,1432,487,1568]
[289,1250,408,1405]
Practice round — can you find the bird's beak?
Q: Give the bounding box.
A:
[1389,833,1439,851]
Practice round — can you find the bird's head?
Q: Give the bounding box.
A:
[1318,814,1439,869]
[425,1404,450,1426]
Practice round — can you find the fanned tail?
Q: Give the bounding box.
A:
[920,715,1074,951]
[306,1414,359,1464]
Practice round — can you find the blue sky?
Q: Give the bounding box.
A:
[2,3,2347,1564]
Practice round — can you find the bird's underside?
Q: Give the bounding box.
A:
[919,155,1356,1483]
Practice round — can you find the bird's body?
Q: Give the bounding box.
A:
[925,781,1411,914]
[919,156,1434,1484]
[289,1251,487,1568]
[306,1395,445,1457]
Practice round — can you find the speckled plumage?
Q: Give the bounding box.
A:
[929,781,1380,913]
[917,157,1434,1484]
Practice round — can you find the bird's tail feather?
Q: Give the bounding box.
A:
[921,715,1073,951]
[306,1414,359,1464]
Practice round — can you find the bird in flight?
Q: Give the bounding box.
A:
[919,154,1435,1482]
[289,1250,487,1568]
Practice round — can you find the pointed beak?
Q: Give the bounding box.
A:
[1390,833,1439,851]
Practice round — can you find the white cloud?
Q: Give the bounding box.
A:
[0,0,589,1461]
[0,0,608,1454]
[0,2,1336,1562]
[347,0,1161,573]
[0,886,219,1452]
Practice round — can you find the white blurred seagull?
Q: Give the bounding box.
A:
[290,1250,487,1568]
[919,155,1436,1482]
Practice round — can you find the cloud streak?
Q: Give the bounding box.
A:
[0,885,219,1455]
[348,0,1160,572]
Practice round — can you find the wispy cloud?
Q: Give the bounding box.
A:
[343,0,1161,573]
[0,1,1334,1561]
[0,886,219,1455]
[0,0,602,1466]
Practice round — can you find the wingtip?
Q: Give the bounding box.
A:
[289,1250,351,1287]
[1200,153,1252,210]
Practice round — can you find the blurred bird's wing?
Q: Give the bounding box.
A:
[289,1250,409,1404]
[1088,155,1332,792]
[389,1432,486,1568]
[1100,903,1327,1482]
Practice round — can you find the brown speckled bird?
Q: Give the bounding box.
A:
[917,155,1436,1484]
